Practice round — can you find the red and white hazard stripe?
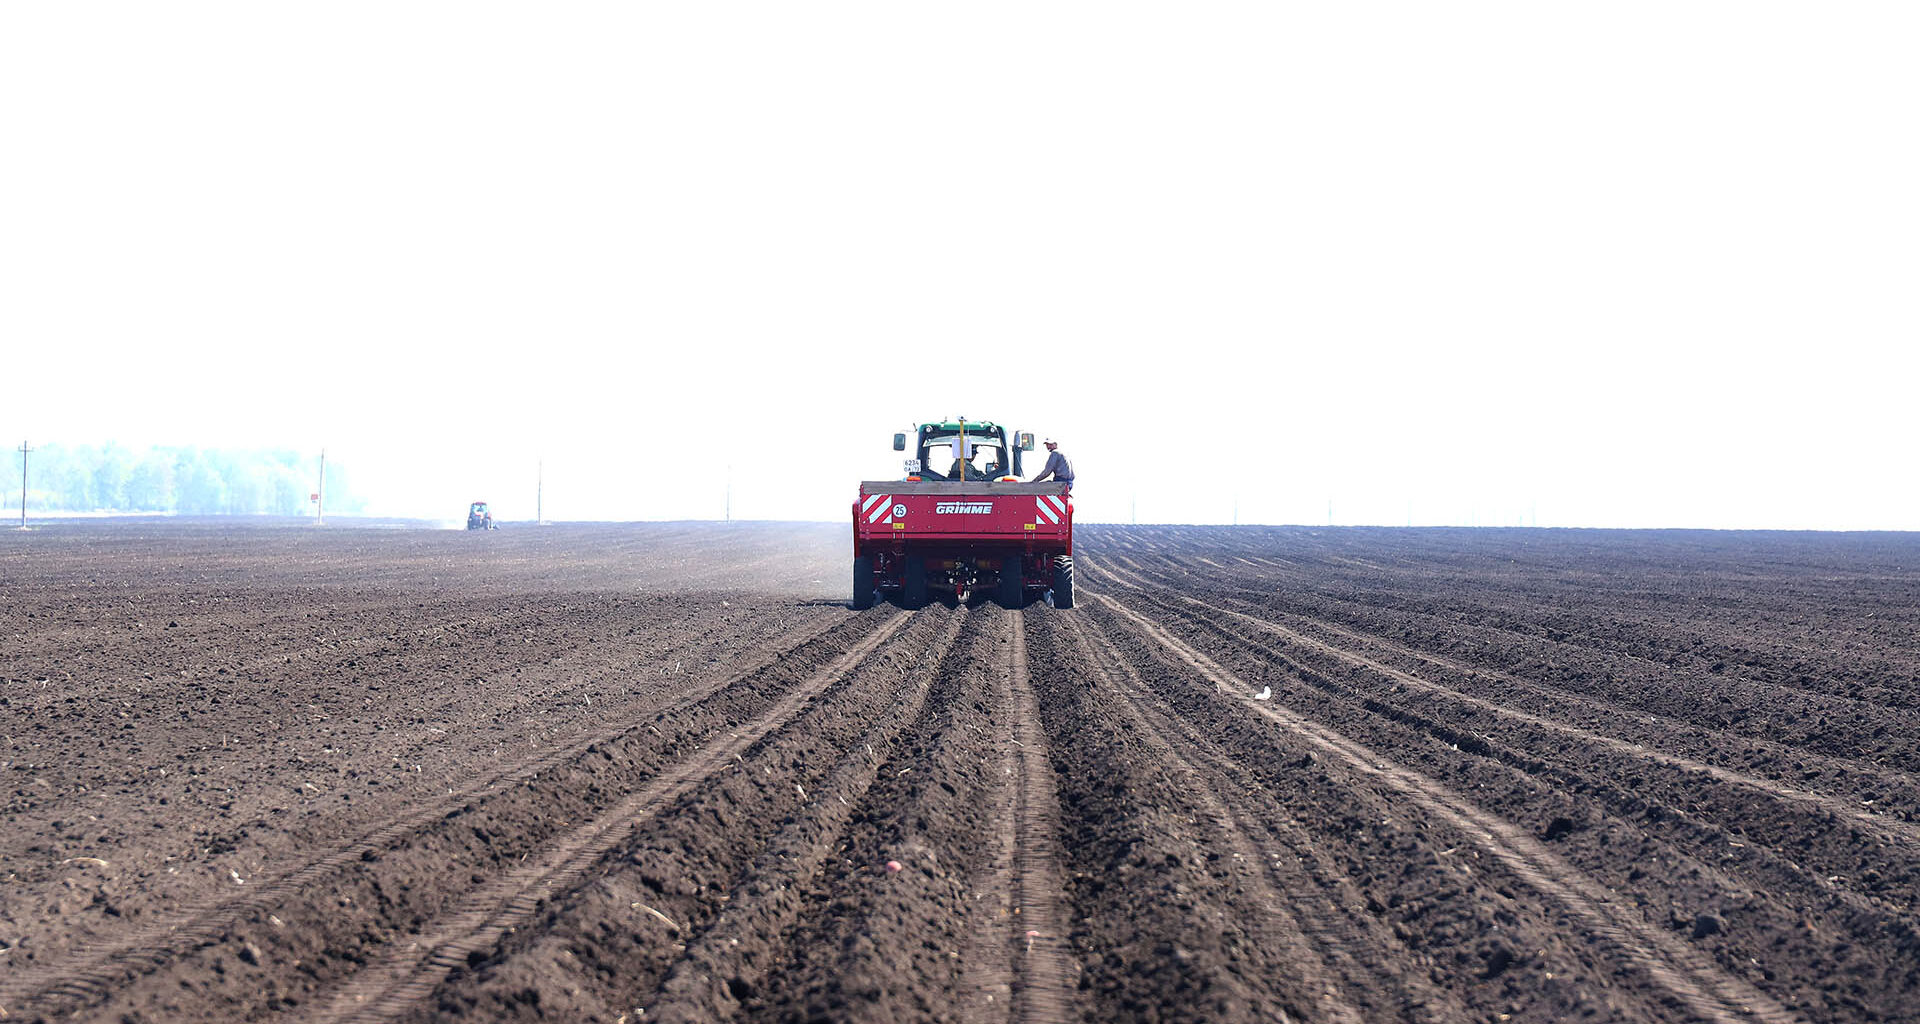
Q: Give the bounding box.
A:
[863,494,894,524]
[1034,494,1066,525]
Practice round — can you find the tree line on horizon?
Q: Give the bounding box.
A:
[5,444,362,516]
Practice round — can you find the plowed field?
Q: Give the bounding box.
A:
[5,521,1919,1023]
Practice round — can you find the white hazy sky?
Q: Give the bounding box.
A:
[4,3,1915,529]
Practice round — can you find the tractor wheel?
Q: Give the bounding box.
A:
[998,555,1024,609]
[1051,555,1074,609]
[852,555,875,610]
[902,556,928,609]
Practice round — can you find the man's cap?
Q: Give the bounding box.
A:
[1043,437,1057,445]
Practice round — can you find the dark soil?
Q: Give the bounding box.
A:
[5,520,1919,1023]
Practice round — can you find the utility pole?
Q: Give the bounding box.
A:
[724,464,731,522]
[17,440,33,529]
[537,458,544,525]
[1131,493,1137,525]
[316,449,326,526]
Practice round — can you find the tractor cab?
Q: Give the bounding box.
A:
[466,501,494,530]
[892,419,1036,483]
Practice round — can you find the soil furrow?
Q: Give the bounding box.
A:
[1231,594,1920,806]
[1094,589,1804,1024]
[1086,570,1920,1021]
[1091,560,1920,913]
[316,610,915,1022]
[1112,554,1920,743]
[1098,537,1920,720]
[1127,575,1920,850]
[3,605,865,1021]
[1056,609,1378,1024]
[638,606,969,1023]
[1088,555,1920,828]
[721,603,1031,1024]
[417,605,968,1021]
[1068,593,1680,1022]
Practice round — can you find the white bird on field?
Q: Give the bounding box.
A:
[1254,686,1272,701]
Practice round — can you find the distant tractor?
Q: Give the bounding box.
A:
[852,418,1072,610]
[466,501,494,530]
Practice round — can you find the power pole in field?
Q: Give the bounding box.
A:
[537,458,544,525]
[316,449,326,526]
[17,440,33,529]
[724,464,731,522]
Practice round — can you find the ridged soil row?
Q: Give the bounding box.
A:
[1096,573,1920,1023]
[1,588,410,669]
[1045,608,1390,1024]
[331,607,931,1024]
[1091,552,1920,851]
[0,593,823,936]
[43,609,909,1024]
[1039,594,1632,1023]
[1029,594,1368,1023]
[1108,549,1920,771]
[729,604,1026,1024]
[1088,590,1801,1024]
[2,598,846,1016]
[412,604,974,1023]
[1179,581,1920,823]
[691,603,1082,1022]
[1093,552,1919,833]
[1059,605,1496,1024]
[704,603,1064,1024]
[1123,577,1920,888]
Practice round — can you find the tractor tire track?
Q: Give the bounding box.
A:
[1003,609,1076,1024]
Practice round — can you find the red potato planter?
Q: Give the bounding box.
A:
[851,419,1072,609]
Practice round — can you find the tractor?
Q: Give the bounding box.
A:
[852,418,1072,609]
